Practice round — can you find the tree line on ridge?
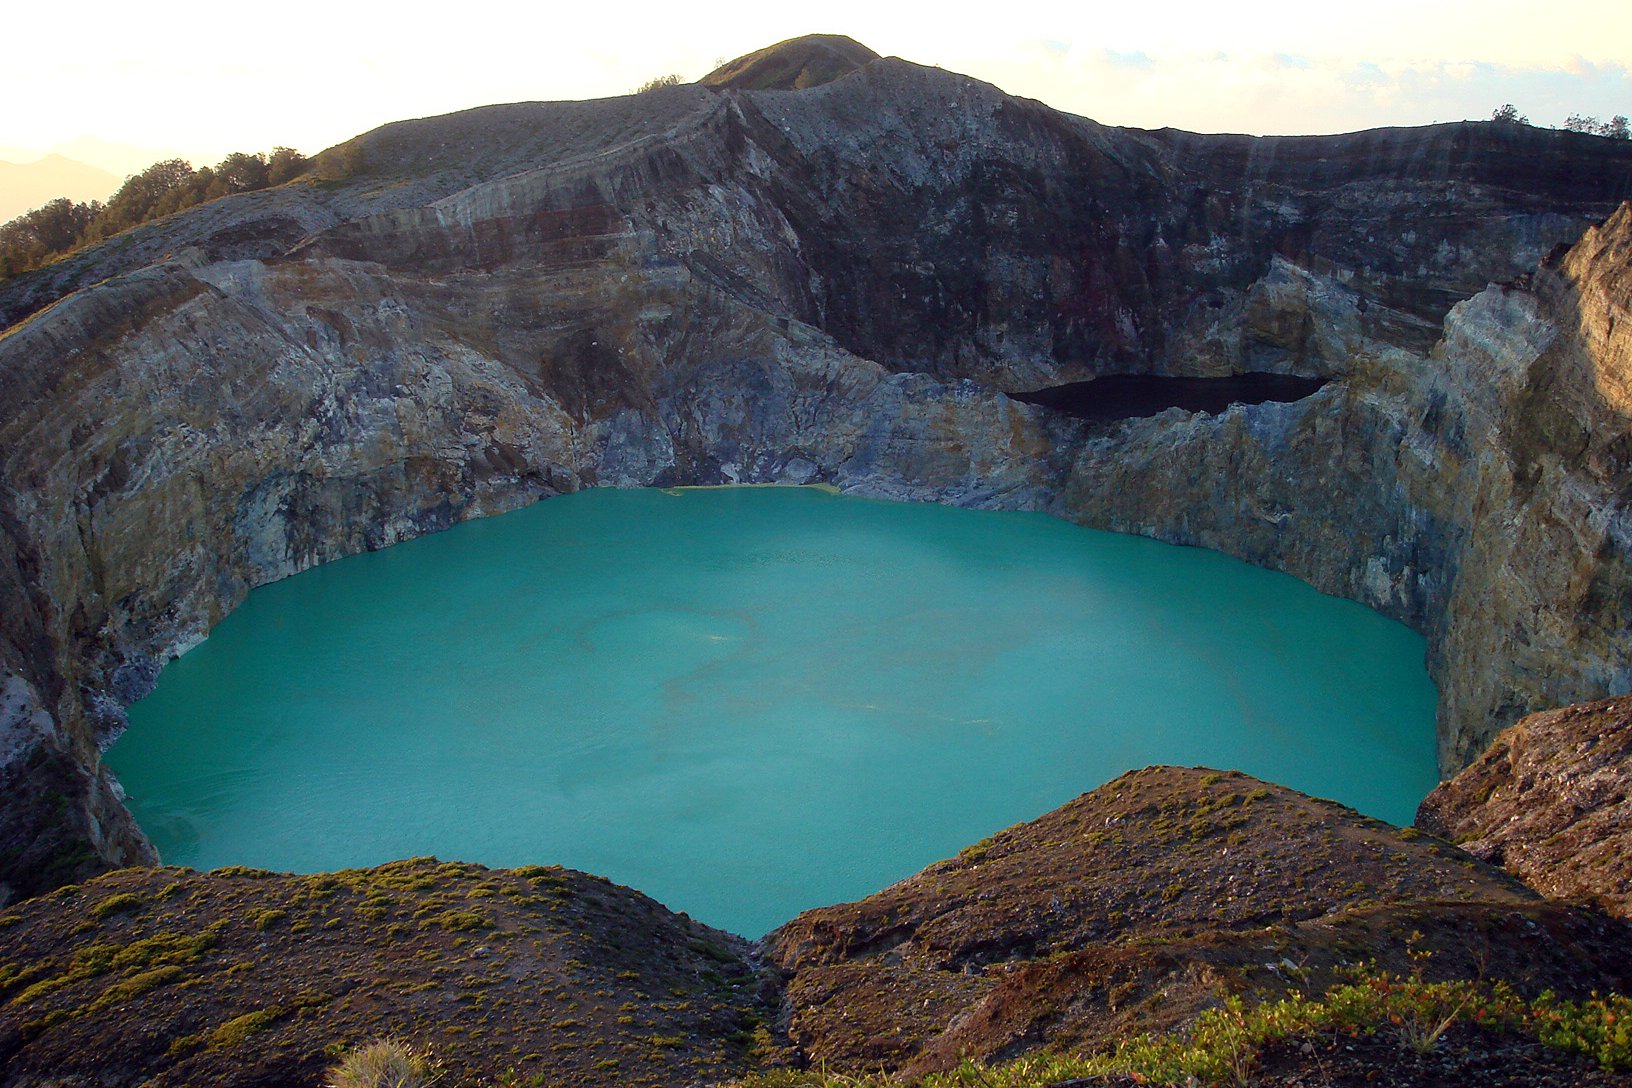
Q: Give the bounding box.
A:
[0,148,308,280]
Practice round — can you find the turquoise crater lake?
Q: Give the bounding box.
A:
[108,486,1438,937]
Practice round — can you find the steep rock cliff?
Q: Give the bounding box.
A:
[2,39,1632,891]
[1049,208,1632,767]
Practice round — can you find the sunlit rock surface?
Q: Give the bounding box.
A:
[1420,694,1632,920]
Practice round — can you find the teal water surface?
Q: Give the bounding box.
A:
[108,486,1438,937]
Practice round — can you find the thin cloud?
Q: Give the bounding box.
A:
[1104,50,1157,72]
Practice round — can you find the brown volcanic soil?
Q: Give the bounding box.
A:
[1419,694,1632,920]
[0,859,771,1087]
[766,766,1632,1076]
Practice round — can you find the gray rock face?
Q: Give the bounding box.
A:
[2,47,1631,894]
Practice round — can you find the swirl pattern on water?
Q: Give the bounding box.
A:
[108,487,1437,936]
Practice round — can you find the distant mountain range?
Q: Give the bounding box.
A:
[0,154,119,221]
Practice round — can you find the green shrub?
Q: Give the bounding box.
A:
[91,893,144,920]
[94,965,184,1008]
[430,910,491,932]
[207,1008,281,1050]
[1530,992,1632,1072]
[250,908,288,931]
[635,73,683,93]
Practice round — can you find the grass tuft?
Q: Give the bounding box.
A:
[326,1038,436,1088]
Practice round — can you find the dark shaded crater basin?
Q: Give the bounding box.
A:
[1014,373,1329,421]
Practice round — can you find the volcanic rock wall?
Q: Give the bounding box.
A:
[1053,209,1632,767]
[2,49,1631,898]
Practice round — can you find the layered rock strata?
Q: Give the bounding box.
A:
[1052,208,1632,768]
[2,40,1632,891]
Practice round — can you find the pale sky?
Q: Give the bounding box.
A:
[5,0,1631,182]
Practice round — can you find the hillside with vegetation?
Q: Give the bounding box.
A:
[0,148,307,278]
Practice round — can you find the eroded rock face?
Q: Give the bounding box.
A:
[2,42,1632,891]
[765,766,1632,1074]
[1419,695,1632,920]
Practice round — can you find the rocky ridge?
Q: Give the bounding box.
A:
[3,769,1629,1086]
[765,766,1629,1076]
[0,859,770,1086]
[0,35,1631,913]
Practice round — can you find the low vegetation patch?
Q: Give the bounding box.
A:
[205,1007,283,1051]
[90,893,144,920]
[0,861,769,1087]
[731,973,1632,1087]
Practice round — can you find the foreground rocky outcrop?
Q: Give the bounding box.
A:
[1,33,1631,908]
[0,859,770,1087]
[766,766,1632,1076]
[3,769,1628,1087]
[1420,695,1632,920]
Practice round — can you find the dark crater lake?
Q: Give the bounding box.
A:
[107,487,1436,936]
[1014,373,1328,421]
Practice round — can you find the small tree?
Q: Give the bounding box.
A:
[216,151,271,193]
[1560,113,1631,139]
[1491,103,1530,125]
[266,146,309,185]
